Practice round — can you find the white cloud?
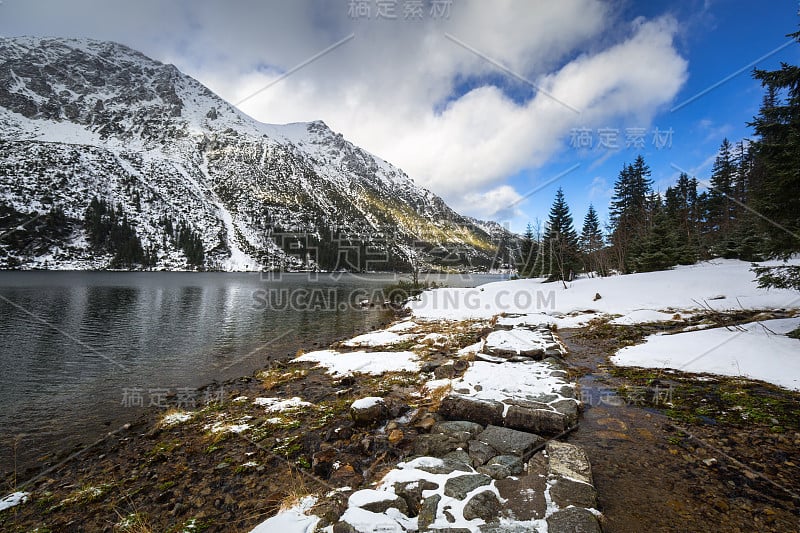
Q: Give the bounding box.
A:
[459,185,524,223]
[0,0,689,223]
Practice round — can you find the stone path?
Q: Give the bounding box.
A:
[338,320,602,532]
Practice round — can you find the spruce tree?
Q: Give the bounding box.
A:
[749,37,800,259]
[579,204,605,275]
[608,155,653,272]
[541,188,580,284]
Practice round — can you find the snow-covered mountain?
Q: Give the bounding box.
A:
[0,37,512,271]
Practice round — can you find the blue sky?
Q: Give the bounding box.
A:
[510,1,799,233]
[1,0,798,234]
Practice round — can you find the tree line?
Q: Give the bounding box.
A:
[518,32,800,282]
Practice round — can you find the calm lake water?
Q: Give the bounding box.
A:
[0,271,504,477]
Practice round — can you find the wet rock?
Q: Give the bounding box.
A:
[418,494,441,528]
[463,490,502,521]
[350,397,389,427]
[546,441,593,485]
[495,472,547,521]
[394,480,439,516]
[477,425,544,459]
[546,507,602,533]
[440,396,504,427]
[504,405,568,436]
[468,439,497,467]
[551,399,579,425]
[549,477,598,509]
[444,473,492,499]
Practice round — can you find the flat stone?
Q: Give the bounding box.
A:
[504,405,568,436]
[559,385,576,399]
[546,507,602,533]
[542,356,567,370]
[414,432,470,457]
[443,449,472,465]
[495,472,547,520]
[475,352,507,364]
[487,455,523,475]
[477,462,512,480]
[508,355,534,362]
[418,494,441,529]
[417,458,472,475]
[547,441,593,485]
[463,490,502,521]
[528,393,560,403]
[468,439,497,467]
[477,425,544,459]
[432,420,484,439]
[440,396,505,427]
[504,398,553,411]
[549,476,598,509]
[444,473,492,499]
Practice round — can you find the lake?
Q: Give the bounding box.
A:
[0,271,504,478]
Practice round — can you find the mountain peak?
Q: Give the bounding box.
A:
[0,36,512,271]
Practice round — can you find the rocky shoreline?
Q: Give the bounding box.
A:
[2,306,799,531]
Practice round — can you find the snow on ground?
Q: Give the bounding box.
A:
[160,412,192,426]
[611,318,800,390]
[484,329,549,355]
[407,259,800,321]
[293,350,420,376]
[249,495,319,533]
[386,320,418,332]
[253,397,312,411]
[452,361,575,415]
[340,330,417,348]
[0,492,29,511]
[609,309,687,325]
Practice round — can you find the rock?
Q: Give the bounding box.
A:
[559,385,576,399]
[484,329,546,359]
[477,425,544,459]
[388,429,404,445]
[546,441,593,485]
[463,490,502,521]
[542,356,567,370]
[504,405,568,435]
[546,507,602,533]
[453,359,469,373]
[477,462,511,480]
[329,464,359,484]
[440,396,504,426]
[434,363,456,379]
[444,473,492,499]
[487,455,523,475]
[476,352,507,364]
[417,458,472,475]
[432,420,485,439]
[549,477,598,509]
[508,355,534,362]
[394,480,439,516]
[443,449,472,465]
[333,521,358,533]
[468,439,497,467]
[418,494,441,528]
[312,448,338,478]
[593,292,601,301]
[360,496,408,515]
[495,473,547,521]
[551,399,579,425]
[350,397,389,427]
[480,524,540,532]
[413,415,437,432]
[414,432,470,457]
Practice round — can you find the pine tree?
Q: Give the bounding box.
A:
[748,39,800,258]
[518,224,536,277]
[707,138,736,250]
[579,204,605,276]
[541,188,580,284]
[608,155,653,272]
[631,195,679,272]
[664,173,702,264]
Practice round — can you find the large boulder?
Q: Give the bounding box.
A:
[546,507,602,533]
[444,473,492,499]
[546,441,594,485]
[504,405,568,435]
[463,490,502,521]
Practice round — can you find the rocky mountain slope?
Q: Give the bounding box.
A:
[0,37,514,271]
